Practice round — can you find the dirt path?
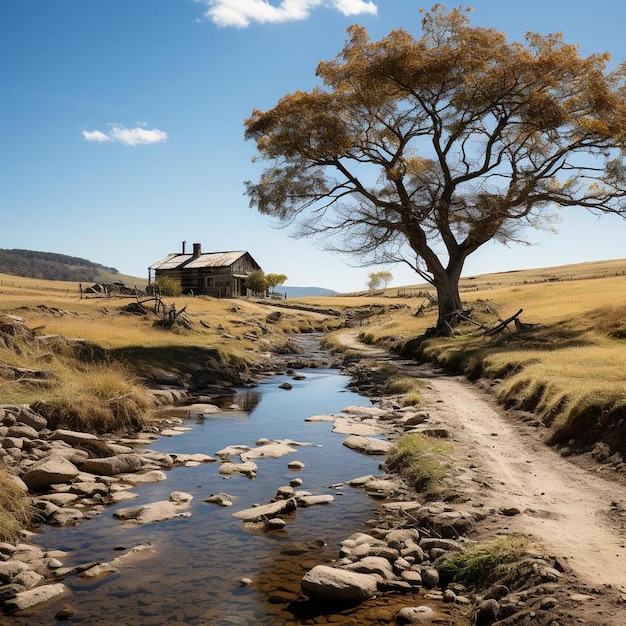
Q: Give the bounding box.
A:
[337,330,626,620]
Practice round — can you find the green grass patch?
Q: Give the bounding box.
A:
[439,535,530,589]
[385,433,453,497]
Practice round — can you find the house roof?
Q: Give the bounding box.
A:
[149,250,256,271]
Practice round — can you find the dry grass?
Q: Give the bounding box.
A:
[0,471,35,542]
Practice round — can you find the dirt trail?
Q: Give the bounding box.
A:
[337,331,626,595]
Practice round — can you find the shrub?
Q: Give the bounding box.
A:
[155,276,182,297]
[439,536,529,589]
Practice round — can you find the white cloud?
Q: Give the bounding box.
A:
[197,0,377,28]
[333,0,377,17]
[82,124,168,146]
[82,129,112,143]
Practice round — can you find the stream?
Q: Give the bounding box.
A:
[12,342,390,625]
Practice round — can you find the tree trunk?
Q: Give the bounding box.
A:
[432,257,465,336]
[435,279,463,334]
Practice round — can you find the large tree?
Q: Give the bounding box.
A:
[244,5,626,334]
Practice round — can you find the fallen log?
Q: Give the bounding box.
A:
[484,308,523,336]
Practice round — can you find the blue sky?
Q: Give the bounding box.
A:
[2,0,625,291]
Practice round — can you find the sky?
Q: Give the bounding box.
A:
[2,0,625,292]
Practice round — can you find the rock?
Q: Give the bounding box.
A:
[0,560,30,583]
[80,562,119,578]
[287,460,305,469]
[241,442,299,461]
[420,568,439,588]
[218,461,258,478]
[364,479,399,498]
[343,435,391,455]
[275,485,295,499]
[400,411,429,426]
[400,570,423,586]
[204,493,234,507]
[395,605,435,623]
[22,455,80,492]
[341,405,387,418]
[14,570,44,589]
[215,444,251,458]
[301,565,378,603]
[266,518,286,530]
[473,598,500,625]
[4,583,68,612]
[117,470,167,484]
[171,453,216,465]
[169,491,193,504]
[344,556,395,580]
[296,494,334,507]
[7,424,39,439]
[80,454,143,476]
[113,500,191,524]
[49,507,84,526]
[49,429,100,446]
[2,437,23,449]
[232,498,296,521]
[12,406,48,431]
[304,414,335,422]
[332,417,383,436]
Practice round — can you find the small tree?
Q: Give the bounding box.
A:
[367,272,382,291]
[244,5,626,335]
[265,273,288,293]
[367,270,394,292]
[246,270,268,296]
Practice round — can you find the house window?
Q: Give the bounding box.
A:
[205,276,215,289]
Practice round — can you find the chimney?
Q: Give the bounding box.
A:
[192,243,202,258]
[182,240,186,254]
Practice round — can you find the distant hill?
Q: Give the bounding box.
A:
[0,249,122,283]
[282,286,337,298]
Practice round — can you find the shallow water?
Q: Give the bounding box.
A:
[10,365,390,625]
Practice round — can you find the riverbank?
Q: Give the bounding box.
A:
[330,331,626,625]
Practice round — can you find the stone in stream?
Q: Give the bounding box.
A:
[343,435,392,455]
[113,494,192,524]
[232,498,297,522]
[4,583,68,612]
[301,565,378,603]
[218,461,258,478]
[204,493,234,507]
[21,455,80,492]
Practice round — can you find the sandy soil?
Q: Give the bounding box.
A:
[336,331,626,624]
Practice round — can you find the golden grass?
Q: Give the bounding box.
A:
[0,471,35,542]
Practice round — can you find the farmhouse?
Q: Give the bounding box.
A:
[148,242,262,298]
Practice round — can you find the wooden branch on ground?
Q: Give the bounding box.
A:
[484,308,524,336]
